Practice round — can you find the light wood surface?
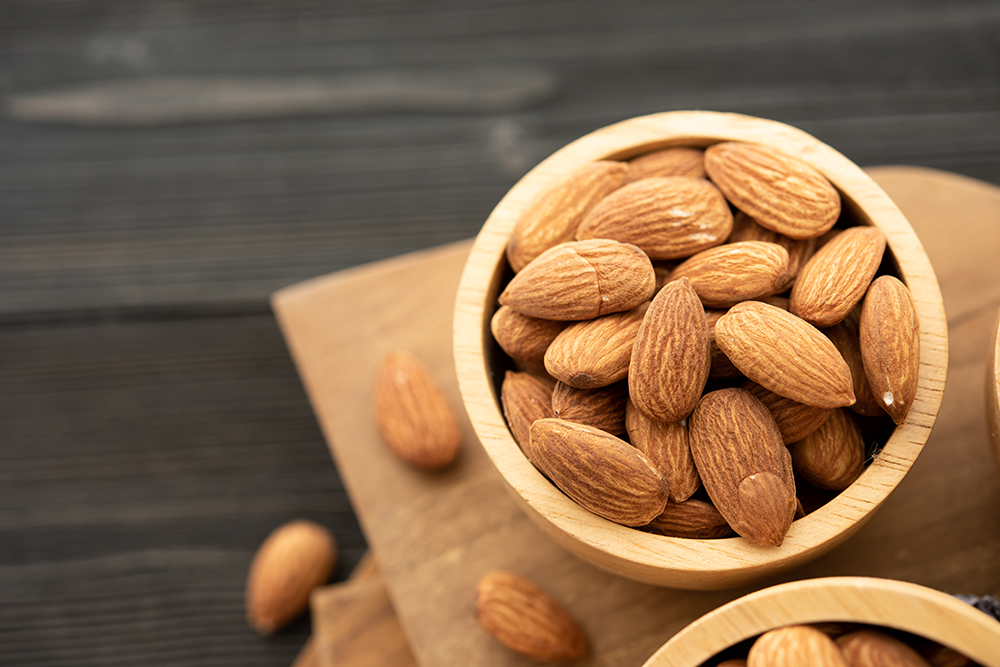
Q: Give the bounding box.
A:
[453,111,949,588]
[643,576,1000,667]
[272,165,999,667]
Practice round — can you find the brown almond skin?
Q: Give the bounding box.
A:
[499,240,655,321]
[706,309,743,379]
[373,350,461,470]
[667,241,789,308]
[501,371,555,461]
[728,210,820,291]
[860,275,920,425]
[491,305,566,367]
[628,147,706,181]
[552,381,627,435]
[836,629,933,667]
[475,570,588,662]
[245,520,337,635]
[689,388,796,546]
[643,498,734,539]
[824,310,885,417]
[576,176,733,260]
[625,399,700,502]
[789,408,865,490]
[629,277,710,423]
[716,301,856,409]
[705,141,841,240]
[742,380,833,445]
[506,160,629,272]
[544,303,649,389]
[748,625,850,667]
[790,226,887,327]
[529,419,669,526]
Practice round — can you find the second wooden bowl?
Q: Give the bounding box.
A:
[453,111,948,589]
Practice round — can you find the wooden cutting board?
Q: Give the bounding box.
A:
[272,166,1000,667]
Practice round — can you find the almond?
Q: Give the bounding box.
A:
[790,226,886,327]
[824,310,884,417]
[245,520,337,635]
[643,498,733,539]
[860,275,920,425]
[742,380,833,445]
[629,277,710,422]
[689,388,796,546]
[704,141,841,240]
[789,408,865,490]
[576,176,733,260]
[706,309,743,379]
[475,570,588,662]
[836,629,933,667]
[628,147,706,181]
[543,302,649,388]
[491,305,566,368]
[552,381,627,435]
[501,371,555,461]
[529,418,669,526]
[499,240,655,321]
[728,210,820,291]
[506,160,629,272]
[625,399,700,502]
[373,350,461,470]
[715,301,855,409]
[748,625,849,667]
[666,240,789,308]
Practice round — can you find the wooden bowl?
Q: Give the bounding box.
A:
[641,576,1000,667]
[453,111,948,589]
[989,310,1000,475]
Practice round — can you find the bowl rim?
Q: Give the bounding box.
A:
[453,110,949,589]
[642,576,1000,667]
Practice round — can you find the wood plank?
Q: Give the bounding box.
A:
[272,168,1000,667]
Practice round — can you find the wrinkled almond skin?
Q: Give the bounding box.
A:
[728,210,820,291]
[742,380,833,445]
[789,408,865,490]
[629,277,710,422]
[666,240,789,308]
[506,160,629,272]
[836,629,933,667]
[716,301,855,409]
[501,371,555,461]
[491,305,566,368]
[642,498,734,539]
[625,399,700,501]
[705,141,841,240]
[689,388,796,546]
[790,225,887,327]
[552,381,627,435]
[860,275,920,425]
[245,520,337,635]
[824,310,884,417]
[499,240,655,321]
[748,625,850,667]
[373,350,461,469]
[628,147,706,181]
[529,419,669,526]
[544,303,649,388]
[706,309,743,379]
[475,570,588,662]
[576,176,733,260]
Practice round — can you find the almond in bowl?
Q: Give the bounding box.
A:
[453,111,948,589]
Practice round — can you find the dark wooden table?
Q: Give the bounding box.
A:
[2,2,999,665]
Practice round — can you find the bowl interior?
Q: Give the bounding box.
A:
[453,111,948,589]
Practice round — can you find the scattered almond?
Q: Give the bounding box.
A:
[501,371,555,461]
[625,399,700,502]
[666,240,789,308]
[475,570,588,662]
[789,408,865,490]
[544,303,649,388]
[552,380,628,435]
[748,625,849,667]
[628,147,706,181]
[373,350,461,470]
[245,520,337,635]
[860,275,920,425]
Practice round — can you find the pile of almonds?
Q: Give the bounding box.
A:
[494,142,920,546]
[707,622,976,667]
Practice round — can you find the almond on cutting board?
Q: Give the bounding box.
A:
[704,141,841,240]
[506,160,629,272]
[499,239,655,321]
[543,302,648,389]
[373,350,461,470]
[860,275,920,425]
[665,240,789,308]
[625,399,700,502]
